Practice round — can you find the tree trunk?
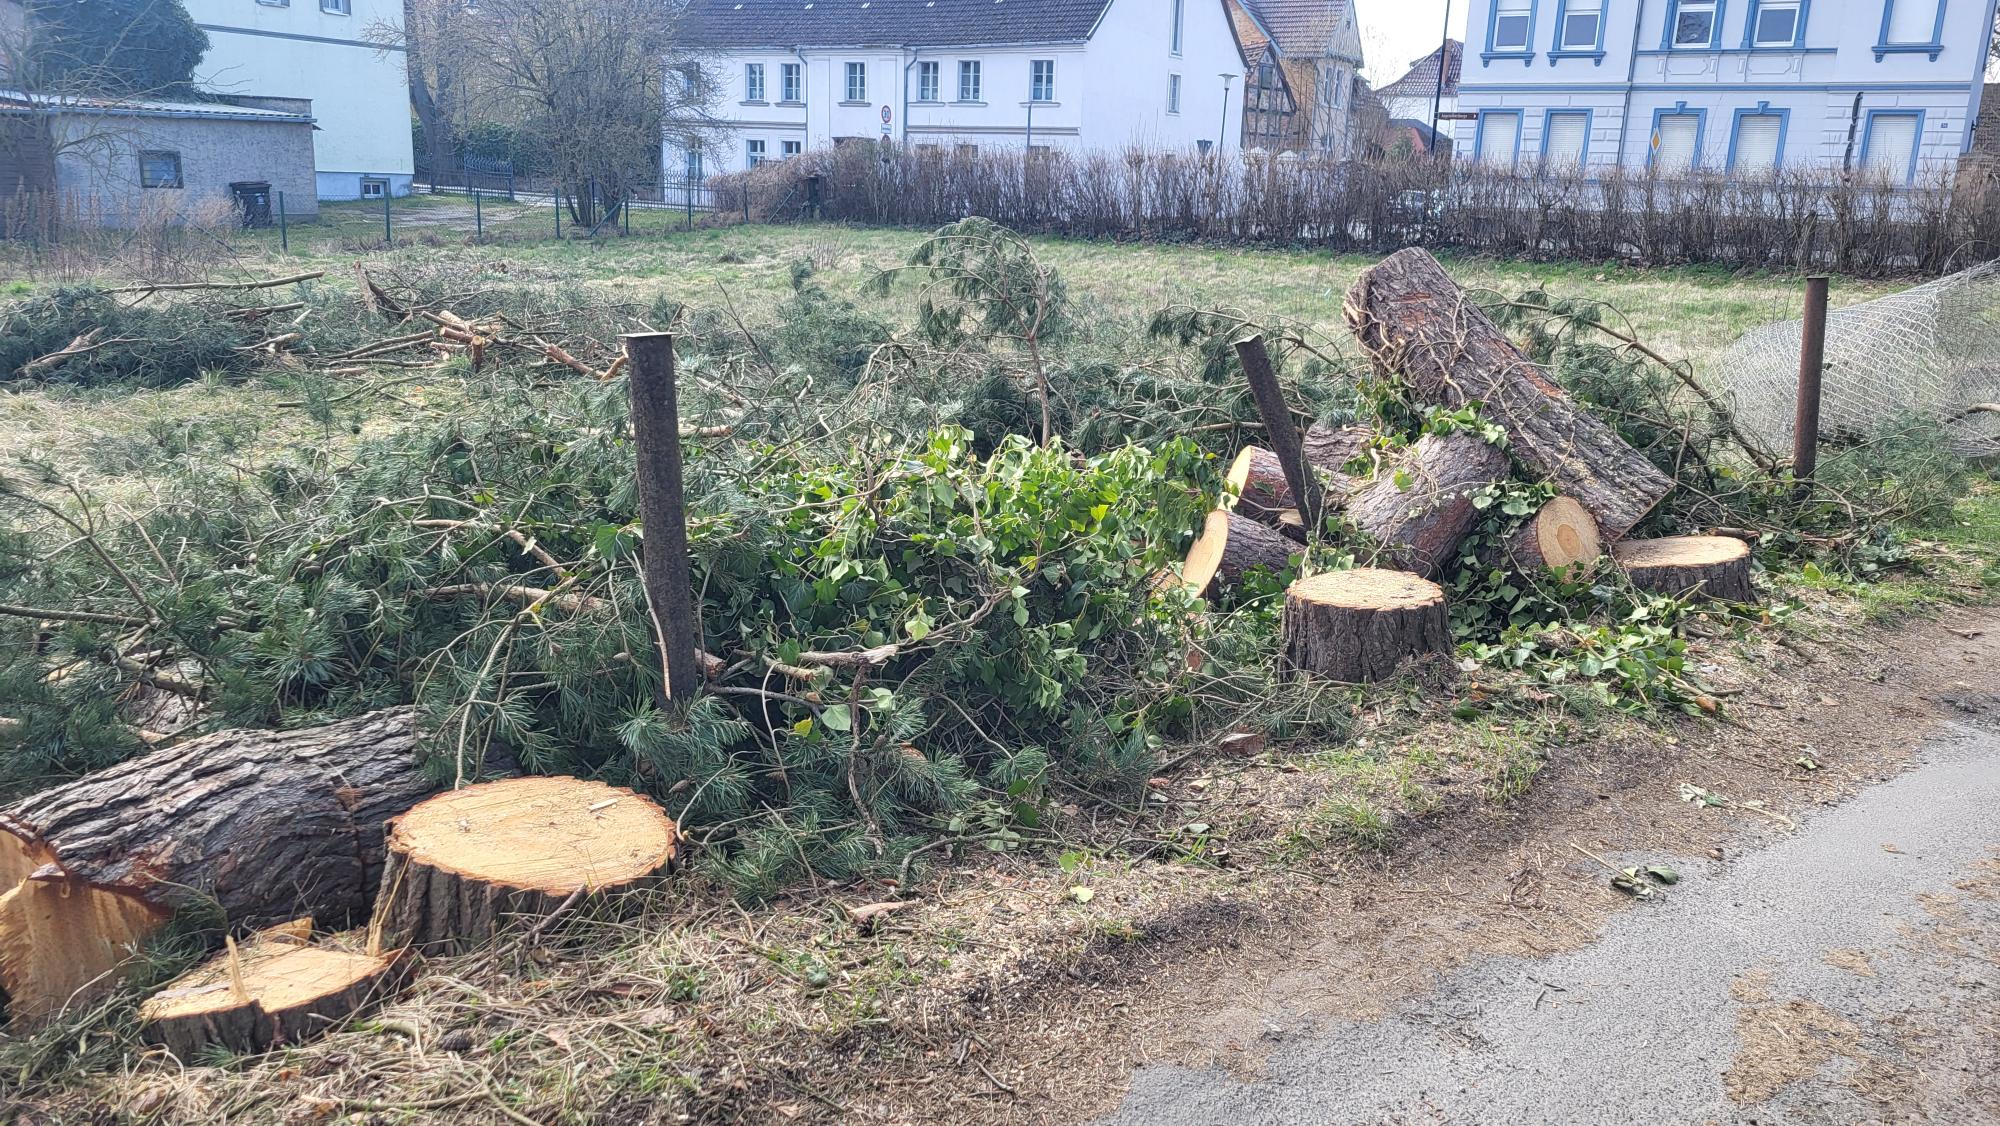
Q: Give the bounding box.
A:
[1506,496,1603,573]
[1282,568,1452,682]
[1613,536,1756,603]
[140,931,409,1058]
[368,776,677,955]
[1343,249,1674,539]
[1179,508,1299,599]
[1344,431,1508,579]
[0,708,445,1020]
[1229,439,1367,540]
[1300,423,1376,475]
[1227,446,1301,528]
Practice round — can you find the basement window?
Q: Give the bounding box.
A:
[360,177,388,199]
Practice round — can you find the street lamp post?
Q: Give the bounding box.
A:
[1217,73,1237,155]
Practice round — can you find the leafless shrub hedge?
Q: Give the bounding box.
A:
[712,145,2000,277]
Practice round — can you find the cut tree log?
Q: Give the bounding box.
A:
[1179,508,1299,598]
[1281,568,1452,683]
[139,928,409,1058]
[0,708,444,1020]
[1226,446,1301,526]
[1613,536,1756,603]
[1301,423,1377,475]
[1343,431,1509,579]
[1343,249,1675,540]
[1506,496,1603,574]
[368,776,677,955]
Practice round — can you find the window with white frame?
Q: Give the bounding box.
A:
[1862,112,1919,181]
[1732,112,1783,174]
[1652,111,1700,171]
[1168,73,1182,113]
[1559,0,1603,50]
[782,140,802,158]
[917,60,940,101]
[1882,0,1939,44]
[1478,111,1520,166]
[844,62,867,102]
[1672,0,1719,46]
[1331,67,1344,106]
[1171,0,1185,54]
[957,60,981,102]
[747,139,767,168]
[1030,60,1055,102]
[744,63,765,101]
[320,0,349,14]
[685,148,704,182]
[1491,0,1532,52]
[781,62,802,102]
[1543,111,1589,165]
[1750,0,1802,45]
[139,150,182,188]
[360,177,388,199]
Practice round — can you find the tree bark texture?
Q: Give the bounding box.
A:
[1281,569,1452,683]
[1613,536,1756,603]
[1344,431,1508,579]
[1342,249,1674,540]
[1183,509,1299,598]
[141,942,410,1058]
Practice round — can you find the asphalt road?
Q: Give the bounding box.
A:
[1100,721,2000,1126]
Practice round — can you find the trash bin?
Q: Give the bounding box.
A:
[229,181,273,228]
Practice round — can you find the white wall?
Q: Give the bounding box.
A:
[1454,0,1999,177]
[183,0,414,199]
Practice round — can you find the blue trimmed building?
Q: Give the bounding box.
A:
[1454,0,1999,181]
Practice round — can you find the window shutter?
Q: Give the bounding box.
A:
[1885,0,1935,43]
[1654,114,1698,172]
[1480,113,1520,166]
[1864,114,1918,180]
[1544,112,1588,165]
[1733,114,1781,173]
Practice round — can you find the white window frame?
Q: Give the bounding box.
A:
[359,176,389,199]
[1670,0,1720,47]
[319,0,349,14]
[957,60,982,102]
[747,139,766,168]
[1030,59,1055,103]
[780,62,802,102]
[782,140,802,158]
[844,62,867,103]
[1171,0,1185,55]
[744,63,765,102]
[684,148,704,183]
[1748,0,1803,46]
[917,60,940,102]
[1168,73,1182,114]
[1489,0,1533,53]
[1557,0,1604,51]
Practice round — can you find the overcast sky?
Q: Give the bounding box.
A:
[1356,0,1463,84]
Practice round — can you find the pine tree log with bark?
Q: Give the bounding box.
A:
[1343,249,1674,539]
[1343,431,1509,579]
[1178,508,1299,598]
[1505,496,1603,573]
[0,708,448,1020]
[1282,568,1451,683]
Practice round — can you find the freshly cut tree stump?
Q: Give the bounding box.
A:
[1281,569,1452,683]
[369,776,677,954]
[1344,431,1508,579]
[1507,497,1603,574]
[139,932,409,1058]
[1179,509,1299,598]
[1344,249,1674,539]
[0,708,442,1020]
[1613,536,1756,603]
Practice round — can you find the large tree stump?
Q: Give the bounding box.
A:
[1344,431,1508,579]
[1281,569,1452,683]
[1507,496,1603,574]
[139,929,409,1059]
[1179,508,1299,598]
[1343,249,1675,540]
[0,708,443,1020]
[1613,536,1755,603]
[368,776,677,955]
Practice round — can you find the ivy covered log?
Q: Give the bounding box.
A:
[1281,569,1451,683]
[1507,496,1603,573]
[1301,423,1376,475]
[0,708,443,1020]
[139,931,409,1058]
[1180,509,1299,597]
[1613,536,1755,602]
[1343,249,1675,539]
[368,776,677,955]
[1343,431,1509,579]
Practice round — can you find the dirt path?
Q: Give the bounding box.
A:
[854,608,2000,1125]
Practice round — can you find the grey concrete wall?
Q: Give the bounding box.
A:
[52,112,319,228]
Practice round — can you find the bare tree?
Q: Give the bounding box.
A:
[428,0,714,227]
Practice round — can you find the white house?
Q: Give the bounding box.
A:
[182,0,414,199]
[678,0,1250,178]
[1454,0,1999,181]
